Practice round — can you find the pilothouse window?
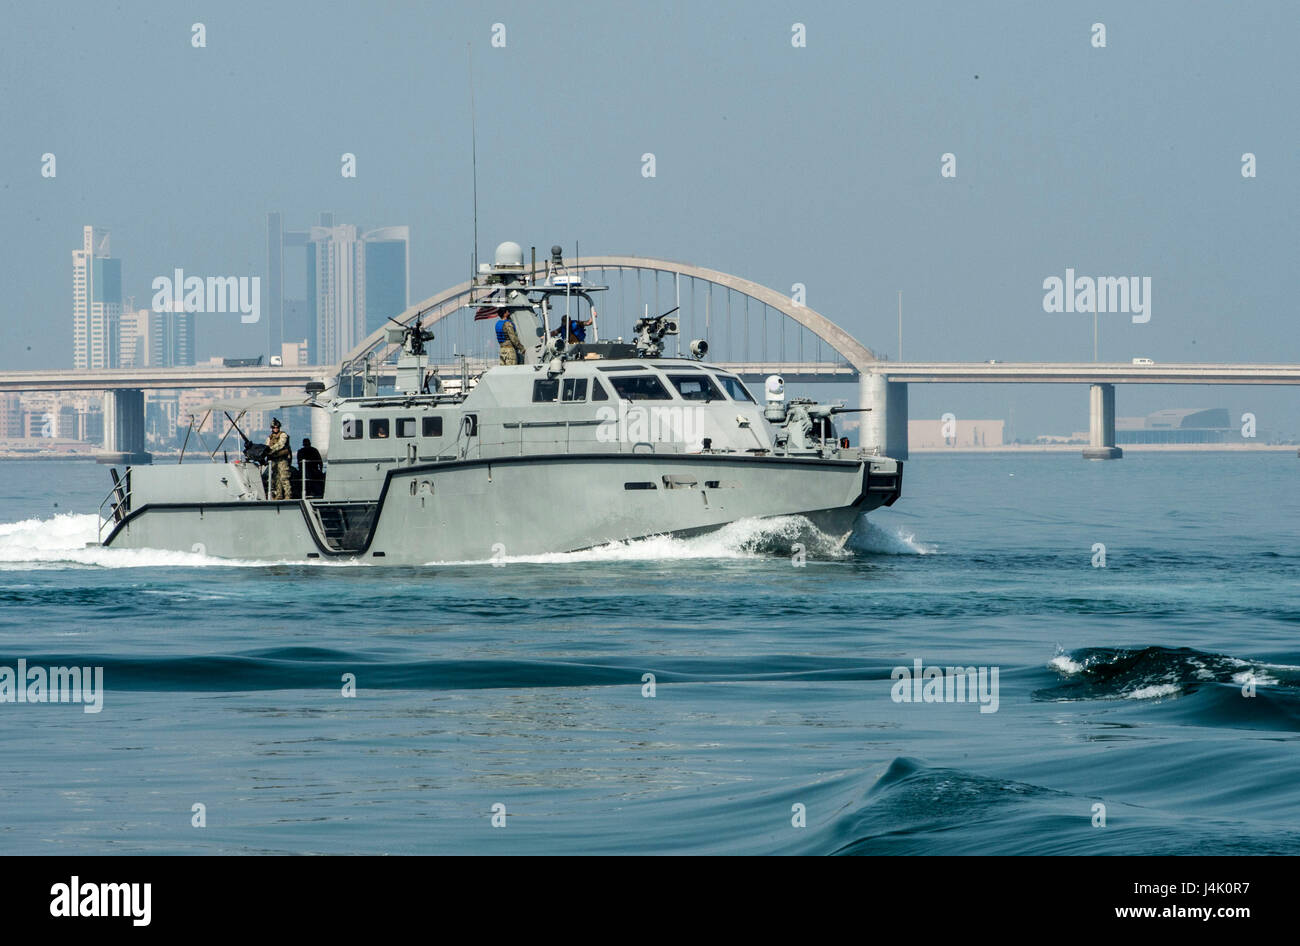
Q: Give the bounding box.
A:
[342,419,362,440]
[609,375,673,401]
[717,375,755,403]
[532,379,560,402]
[396,417,416,438]
[669,374,723,401]
[369,418,390,439]
[422,416,443,437]
[562,378,588,402]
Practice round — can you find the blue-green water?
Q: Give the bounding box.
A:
[1,454,1298,854]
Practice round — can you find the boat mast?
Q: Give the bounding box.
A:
[468,44,479,278]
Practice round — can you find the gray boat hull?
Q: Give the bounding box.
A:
[102,453,901,564]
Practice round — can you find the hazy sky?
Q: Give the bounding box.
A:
[2,1,1297,437]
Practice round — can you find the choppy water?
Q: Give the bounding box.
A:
[1,454,1297,854]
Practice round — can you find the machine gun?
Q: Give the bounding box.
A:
[225,411,270,464]
[633,306,680,358]
[388,315,435,356]
[806,404,871,422]
[768,398,872,455]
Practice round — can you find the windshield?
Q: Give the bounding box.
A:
[669,374,723,401]
[716,374,755,403]
[609,374,673,401]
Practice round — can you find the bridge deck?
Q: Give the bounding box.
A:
[4,361,1300,393]
[869,363,1300,384]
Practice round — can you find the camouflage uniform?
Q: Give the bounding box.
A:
[498,319,524,365]
[266,429,291,500]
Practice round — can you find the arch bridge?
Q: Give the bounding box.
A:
[343,254,903,453]
[347,255,875,373]
[10,257,1290,463]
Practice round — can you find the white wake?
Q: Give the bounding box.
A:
[0,513,305,569]
[848,518,937,555]
[433,514,935,565]
[0,511,935,569]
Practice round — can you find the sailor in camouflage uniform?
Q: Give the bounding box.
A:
[495,311,525,365]
[266,418,292,500]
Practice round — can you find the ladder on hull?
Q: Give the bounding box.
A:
[304,500,379,553]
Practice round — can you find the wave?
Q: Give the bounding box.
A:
[1037,645,1300,701]
[811,757,1300,855]
[847,518,936,556]
[0,648,898,692]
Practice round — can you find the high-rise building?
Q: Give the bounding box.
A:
[118,307,151,368]
[360,227,411,338]
[0,393,23,438]
[145,394,180,447]
[149,300,196,367]
[267,213,408,366]
[310,223,360,366]
[72,226,123,369]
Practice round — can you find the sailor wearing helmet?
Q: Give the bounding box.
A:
[266,418,292,500]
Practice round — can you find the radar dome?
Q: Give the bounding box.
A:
[493,241,524,268]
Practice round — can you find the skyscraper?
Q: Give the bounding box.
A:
[310,222,360,366]
[117,307,150,368]
[149,300,196,367]
[266,213,409,365]
[72,226,123,369]
[360,226,411,339]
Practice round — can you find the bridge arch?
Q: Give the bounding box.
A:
[343,255,877,373]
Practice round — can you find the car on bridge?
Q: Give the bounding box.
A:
[1132,357,1155,366]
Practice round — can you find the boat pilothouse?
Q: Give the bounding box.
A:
[99,241,903,563]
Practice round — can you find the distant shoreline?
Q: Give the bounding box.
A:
[0,453,105,461]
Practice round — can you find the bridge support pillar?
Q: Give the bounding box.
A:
[859,373,908,459]
[99,389,151,465]
[1083,383,1122,460]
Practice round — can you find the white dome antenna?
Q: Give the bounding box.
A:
[493,241,524,269]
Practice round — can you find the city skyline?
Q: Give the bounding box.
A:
[62,211,409,373]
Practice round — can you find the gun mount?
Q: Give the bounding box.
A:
[387,315,435,356]
[633,306,680,358]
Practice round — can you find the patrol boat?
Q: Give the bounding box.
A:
[98,243,902,563]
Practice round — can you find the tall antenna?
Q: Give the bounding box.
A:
[468,44,479,277]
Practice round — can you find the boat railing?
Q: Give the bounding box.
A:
[97,469,132,543]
